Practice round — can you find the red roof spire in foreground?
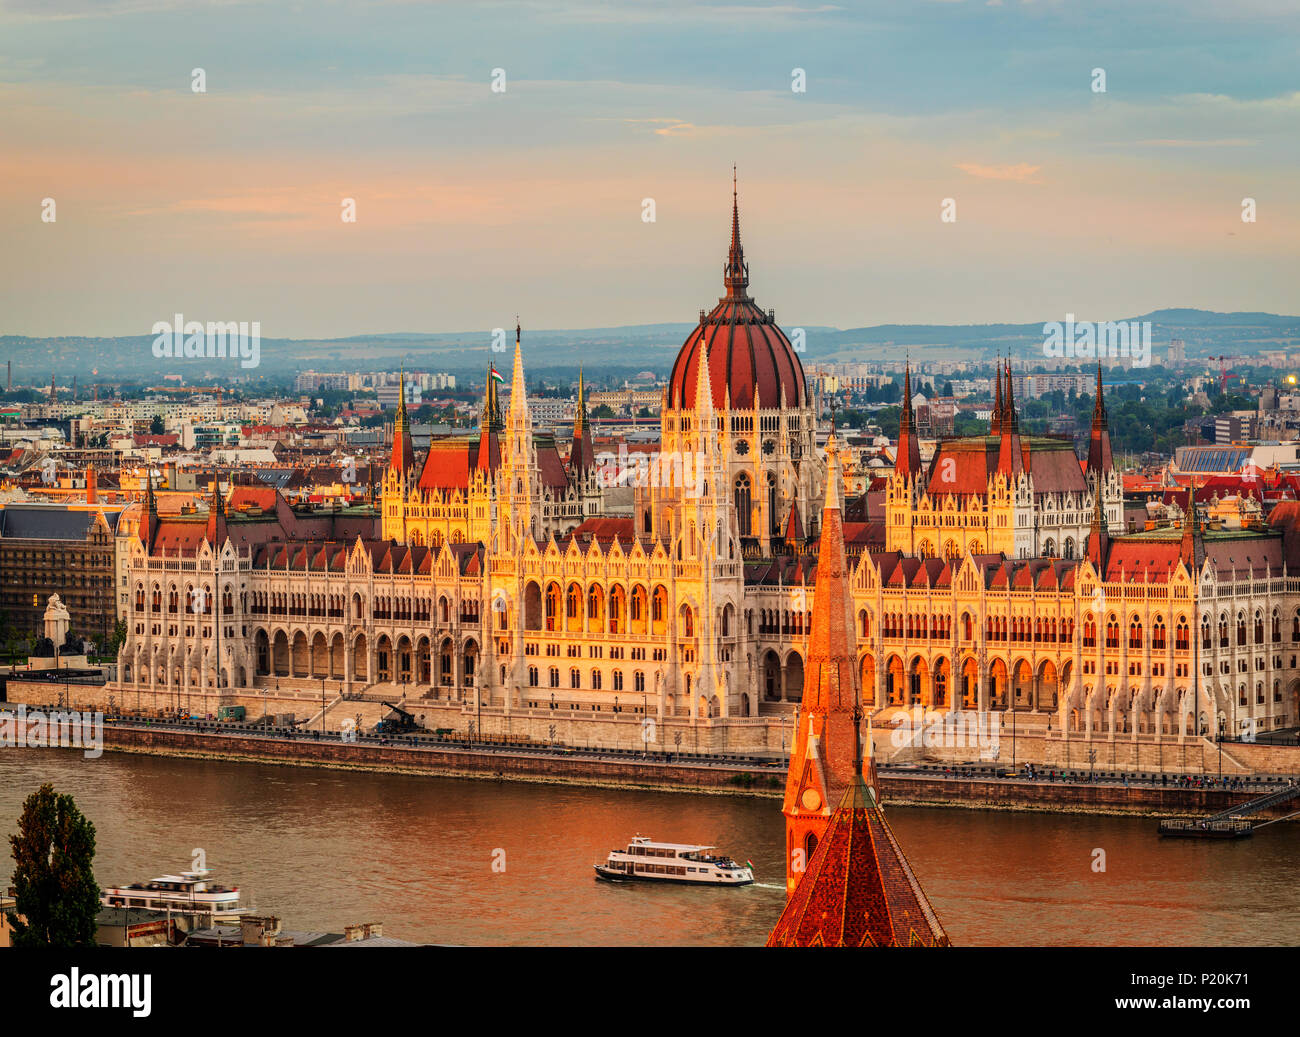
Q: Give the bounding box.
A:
[766,766,950,947]
[779,435,869,892]
[769,438,948,946]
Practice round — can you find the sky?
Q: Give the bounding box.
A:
[1,0,1298,340]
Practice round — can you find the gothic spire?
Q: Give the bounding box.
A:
[1087,361,1114,474]
[723,167,749,301]
[781,436,864,894]
[1087,479,1109,569]
[570,367,595,473]
[205,470,227,547]
[895,361,922,478]
[992,356,1004,433]
[388,366,415,474]
[997,360,1024,477]
[1180,484,1203,571]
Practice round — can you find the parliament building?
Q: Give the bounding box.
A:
[109,185,1300,768]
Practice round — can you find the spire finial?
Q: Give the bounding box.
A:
[724,169,748,300]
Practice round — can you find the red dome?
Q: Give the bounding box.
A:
[667,182,807,412]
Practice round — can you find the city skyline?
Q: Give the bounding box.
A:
[2,0,1298,339]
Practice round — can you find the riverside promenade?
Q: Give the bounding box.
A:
[28,707,1295,819]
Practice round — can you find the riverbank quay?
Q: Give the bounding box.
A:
[36,715,1299,819]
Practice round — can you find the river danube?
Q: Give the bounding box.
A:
[2,750,1296,946]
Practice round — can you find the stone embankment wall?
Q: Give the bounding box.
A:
[88,725,1299,819]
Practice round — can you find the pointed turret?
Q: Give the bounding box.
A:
[997,361,1024,477]
[1087,481,1109,569]
[783,500,805,544]
[139,468,158,550]
[1180,485,1203,572]
[991,355,1004,433]
[507,320,530,431]
[781,433,864,894]
[476,362,503,473]
[1087,362,1114,475]
[570,368,595,473]
[895,361,922,478]
[388,367,415,475]
[205,471,227,547]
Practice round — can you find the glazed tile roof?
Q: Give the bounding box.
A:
[767,777,950,948]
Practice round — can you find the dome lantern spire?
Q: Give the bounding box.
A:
[724,165,749,301]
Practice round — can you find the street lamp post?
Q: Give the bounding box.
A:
[1218,716,1225,780]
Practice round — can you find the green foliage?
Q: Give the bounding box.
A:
[591,404,615,419]
[953,413,988,437]
[149,414,164,435]
[8,784,100,947]
[106,617,128,658]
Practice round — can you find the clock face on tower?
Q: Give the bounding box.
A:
[800,787,822,811]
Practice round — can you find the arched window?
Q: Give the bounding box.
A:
[734,475,752,537]
[767,473,779,537]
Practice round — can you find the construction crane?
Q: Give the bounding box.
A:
[1211,356,1241,394]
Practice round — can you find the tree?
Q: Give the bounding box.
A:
[8,784,100,947]
[149,414,164,435]
[591,404,615,419]
[106,617,128,659]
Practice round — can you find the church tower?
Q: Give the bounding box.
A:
[498,323,541,548]
[781,432,873,893]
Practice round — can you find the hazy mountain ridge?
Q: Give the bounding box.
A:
[3,310,1297,384]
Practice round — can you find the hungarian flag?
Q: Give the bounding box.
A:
[490,366,504,384]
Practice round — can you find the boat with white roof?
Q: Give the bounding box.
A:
[594,835,754,885]
[101,866,248,921]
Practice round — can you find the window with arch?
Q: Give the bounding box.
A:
[734,475,752,537]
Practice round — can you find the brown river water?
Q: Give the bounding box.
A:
[1,749,1296,946]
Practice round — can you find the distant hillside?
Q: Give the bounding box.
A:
[3,310,1297,386]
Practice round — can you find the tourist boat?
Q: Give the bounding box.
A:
[100,866,248,920]
[594,836,754,885]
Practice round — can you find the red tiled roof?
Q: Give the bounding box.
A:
[768,777,949,947]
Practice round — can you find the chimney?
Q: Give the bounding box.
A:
[86,466,97,505]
